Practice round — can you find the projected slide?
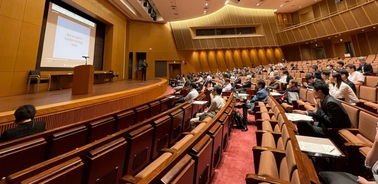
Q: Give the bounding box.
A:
[53,16,90,60]
[40,2,96,68]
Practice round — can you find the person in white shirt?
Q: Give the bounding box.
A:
[190,85,226,125]
[196,75,203,84]
[184,83,199,102]
[346,64,365,86]
[222,78,232,92]
[329,72,359,105]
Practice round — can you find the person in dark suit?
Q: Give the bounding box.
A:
[309,65,322,80]
[293,81,351,138]
[242,78,252,88]
[357,56,373,75]
[141,60,148,81]
[0,105,46,142]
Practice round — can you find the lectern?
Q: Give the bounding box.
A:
[72,65,94,95]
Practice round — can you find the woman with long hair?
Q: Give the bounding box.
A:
[329,72,359,105]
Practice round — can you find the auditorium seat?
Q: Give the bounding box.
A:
[87,116,116,142]
[170,109,184,145]
[149,101,161,117]
[256,125,290,151]
[341,103,360,128]
[84,137,127,184]
[0,138,47,178]
[135,105,151,123]
[208,122,223,176]
[12,157,84,184]
[120,152,173,184]
[160,97,170,113]
[170,135,194,151]
[151,115,172,160]
[124,124,154,175]
[365,76,378,87]
[191,134,213,184]
[48,125,88,158]
[252,141,296,183]
[160,154,195,184]
[217,113,229,151]
[116,110,136,131]
[181,104,193,132]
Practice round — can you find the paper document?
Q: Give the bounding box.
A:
[285,113,313,121]
[192,101,208,105]
[270,92,282,96]
[296,135,343,156]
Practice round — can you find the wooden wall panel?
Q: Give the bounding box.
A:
[334,43,346,58]
[323,39,335,58]
[367,31,378,55]
[170,6,279,50]
[292,28,303,42]
[299,27,310,41]
[330,15,347,33]
[319,0,330,17]
[340,12,358,30]
[286,30,296,43]
[322,18,337,35]
[282,46,301,61]
[300,44,313,60]
[306,24,318,38]
[351,34,361,57]
[357,33,371,56]
[0,16,22,72]
[362,3,378,24]
[351,8,370,27]
[327,0,337,14]
[312,4,321,19]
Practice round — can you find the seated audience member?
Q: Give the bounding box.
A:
[293,81,351,138]
[326,64,334,72]
[242,77,252,89]
[321,70,331,84]
[173,83,199,106]
[222,78,232,92]
[336,61,345,69]
[234,74,241,85]
[278,70,292,85]
[309,65,322,80]
[0,105,46,142]
[273,70,280,80]
[329,72,358,105]
[303,74,318,89]
[290,63,298,70]
[190,85,225,125]
[279,79,299,104]
[249,79,268,113]
[266,76,280,91]
[337,69,356,94]
[357,56,373,75]
[346,64,365,86]
[319,126,378,184]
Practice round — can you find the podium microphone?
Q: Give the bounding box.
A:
[82,56,89,65]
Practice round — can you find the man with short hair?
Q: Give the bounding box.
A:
[336,61,345,69]
[190,85,225,125]
[303,74,318,89]
[321,70,331,84]
[309,65,322,80]
[141,60,148,81]
[249,79,268,113]
[293,81,352,137]
[346,64,365,85]
[357,56,373,75]
[0,105,46,142]
[338,69,356,93]
[267,76,279,91]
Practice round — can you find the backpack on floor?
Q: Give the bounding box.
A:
[232,110,247,129]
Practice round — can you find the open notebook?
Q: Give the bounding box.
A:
[285,113,313,122]
[296,135,343,157]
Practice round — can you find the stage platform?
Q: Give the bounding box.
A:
[0,79,168,128]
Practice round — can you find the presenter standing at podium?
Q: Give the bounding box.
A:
[141,60,148,81]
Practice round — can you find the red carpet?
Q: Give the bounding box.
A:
[211,111,257,184]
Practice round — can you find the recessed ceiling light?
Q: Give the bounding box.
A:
[224,0,229,5]
[273,9,277,12]
[280,4,284,7]
[256,3,260,6]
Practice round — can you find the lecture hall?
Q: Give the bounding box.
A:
[1,0,378,183]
